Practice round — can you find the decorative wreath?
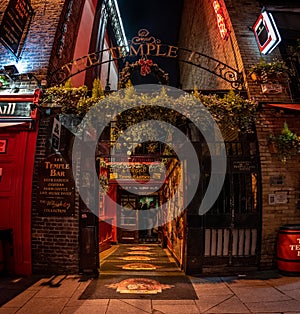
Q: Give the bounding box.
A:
[119,58,169,88]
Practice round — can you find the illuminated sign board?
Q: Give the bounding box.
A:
[253,10,281,54]
[212,0,230,40]
[0,102,31,117]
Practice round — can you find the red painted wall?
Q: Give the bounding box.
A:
[72,0,96,87]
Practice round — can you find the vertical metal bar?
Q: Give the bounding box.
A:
[228,172,235,265]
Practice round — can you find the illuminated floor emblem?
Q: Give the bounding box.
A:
[127,251,153,255]
[129,246,151,250]
[122,256,153,261]
[122,263,158,270]
[107,278,174,294]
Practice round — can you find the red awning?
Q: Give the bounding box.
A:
[265,104,300,111]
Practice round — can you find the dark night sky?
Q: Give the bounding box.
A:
[117,0,183,44]
[117,0,184,86]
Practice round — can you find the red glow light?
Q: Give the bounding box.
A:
[212,0,230,40]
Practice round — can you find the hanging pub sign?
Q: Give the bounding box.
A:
[0,0,33,57]
[252,9,281,55]
[36,154,75,216]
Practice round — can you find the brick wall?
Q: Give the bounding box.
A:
[31,110,80,274]
[0,0,65,81]
[224,0,292,103]
[178,0,242,90]
[0,0,85,85]
[256,109,300,268]
[1,0,98,275]
[179,0,292,102]
[224,0,300,268]
[179,0,300,270]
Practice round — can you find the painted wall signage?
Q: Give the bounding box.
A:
[289,238,300,257]
[212,0,230,40]
[0,0,33,57]
[253,10,281,55]
[37,154,75,216]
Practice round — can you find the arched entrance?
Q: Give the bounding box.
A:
[48,29,244,90]
[75,91,261,275]
[49,29,260,275]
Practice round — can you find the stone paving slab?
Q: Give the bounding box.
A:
[0,309,18,314]
[283,288,300,301]
[194,295,236,313]
[16,297,70,314]
[228,285,292,303]
[151,303,200,314]
[1,290,37,309]
[61,305,109,314]
[33,276,80,298]
[192,281,234,296]
[1,271,300,313]
[203,295,251,313]
[106,299,152,314]
[246,299,300,313]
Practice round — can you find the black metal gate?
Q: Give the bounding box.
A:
[201,133,261,271]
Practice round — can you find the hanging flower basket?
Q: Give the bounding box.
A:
[269,122,300,164]
[248,58,290,84]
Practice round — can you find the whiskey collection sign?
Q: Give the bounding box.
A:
[37,154,75,216]
[0,0,33,56]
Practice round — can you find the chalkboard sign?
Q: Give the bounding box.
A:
[0,0,33,56]
[37,154,75,216]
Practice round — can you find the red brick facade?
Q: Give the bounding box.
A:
[179,0,300,269]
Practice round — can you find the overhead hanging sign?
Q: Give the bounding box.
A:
[0,0,33,57]
[49,29,243,89]
[253,10,281,55]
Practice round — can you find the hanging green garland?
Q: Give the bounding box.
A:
[42,82,258,135]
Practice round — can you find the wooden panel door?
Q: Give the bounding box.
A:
[117,194,138,243]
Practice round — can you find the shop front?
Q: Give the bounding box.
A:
[0,89,40,275]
